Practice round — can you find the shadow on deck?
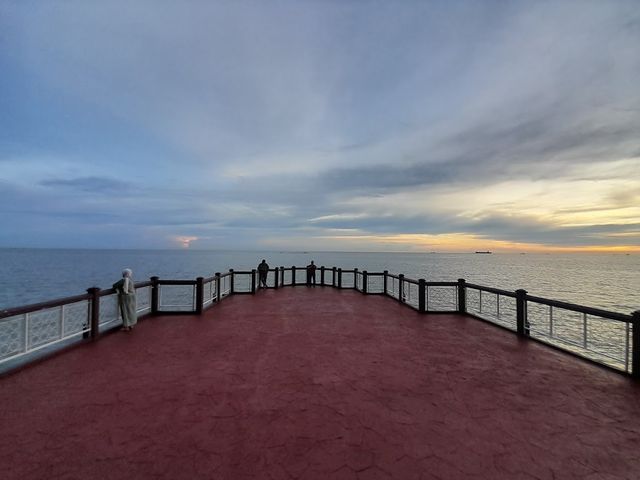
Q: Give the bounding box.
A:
[1,287,639,479]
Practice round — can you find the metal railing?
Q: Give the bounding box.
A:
[0,295,90,365]
[466,284,517,331]
[464,282,635,374]
[1,267,638,379]
[202,277,217,309]
[525,294,633,373]
[0,280,154,366]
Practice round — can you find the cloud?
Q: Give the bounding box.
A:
[40,176,131,193]
[0,1,639,250]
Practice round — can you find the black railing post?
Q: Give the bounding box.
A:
[354,268,358,289]
[632,311,640,379]
[251,269,256,293]
[292,266,296,285]
[362,271,368,294]
[150,276,159,315]
[195,277,204,314]
[215,272,221,302]
[229,269,235,294]
[457,278,466,314]
[516,289,528,337]
[332,267,336,287]
[87,287,101,340]
[320,266,325,286]
[280,267,285,286]
[418,279,426,312]
[383,270,388,295]
[274,268,279,289]
[337,268,342,289]
[399,274,405,303]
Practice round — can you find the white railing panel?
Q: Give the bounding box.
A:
[387,277,400,300]
[0,314,26,360]
[528,301,631,372]
[404,282,419,310]
[341,272,355,288]
[136,286,151,314]
[367,276,384,294]
[63,300,90,336]
[202,280,216,307]
[233,274,252,293]
[159,284,195,311]
[427,286,457,312]
[220,276,231,297]
[99,294,120,326]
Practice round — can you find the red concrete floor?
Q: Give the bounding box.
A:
[1,288,639,480]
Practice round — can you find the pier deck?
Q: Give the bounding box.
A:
[1,288,639,479]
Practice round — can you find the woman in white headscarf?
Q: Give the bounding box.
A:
[113,268,137,331]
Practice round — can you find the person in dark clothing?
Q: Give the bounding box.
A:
[306,261,317,286]
[257,259,269,288]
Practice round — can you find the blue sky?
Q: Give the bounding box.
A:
[1,1,639,251]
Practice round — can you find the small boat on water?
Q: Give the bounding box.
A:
[475,251,492,254]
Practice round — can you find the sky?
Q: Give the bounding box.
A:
[1,0,639,252]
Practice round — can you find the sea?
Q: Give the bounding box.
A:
[0,248,638,314]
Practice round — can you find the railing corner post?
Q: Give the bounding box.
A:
[418,279,426,312]
[516,289,528,337]
[354,268,358,290]
[383,270,388,295]
[292,266,296,285]
[251,269,257,293]
[398,274,405,303]
[274,268,279,289]
[457,278,466,314]
[362,270,368,294]
[332,267,336,287]
[150,276,159,315]
[337,268,342,289]
[215,272,221,302]
[195,277,204,314]
[632,310,640,379]
[87,287,101,340]
[229,269,235,294]
[320,266,325,286]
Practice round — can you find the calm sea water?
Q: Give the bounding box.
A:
[0,248,638,314]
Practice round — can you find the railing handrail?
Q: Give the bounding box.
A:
[465,283,516,297]
[525,293,632,323]
[0,293,91,319]
[156,279,197,286]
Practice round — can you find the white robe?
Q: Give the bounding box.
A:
[115,277,137,327]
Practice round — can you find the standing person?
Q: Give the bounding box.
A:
[113,268,137,331]
[306,261,317,286]
[257,259,269,288]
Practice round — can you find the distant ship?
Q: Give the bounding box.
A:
[475,251,492,254]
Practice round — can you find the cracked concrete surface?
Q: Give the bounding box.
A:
[1,288,639,479]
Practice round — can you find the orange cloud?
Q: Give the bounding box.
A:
[174,236,199,248]
[323,233,640,253]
